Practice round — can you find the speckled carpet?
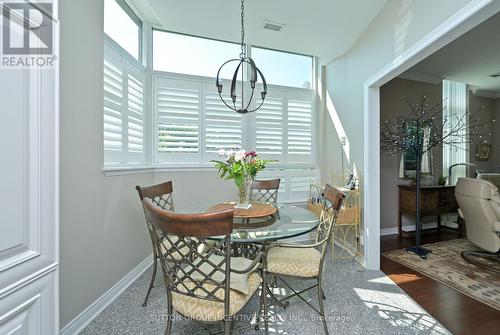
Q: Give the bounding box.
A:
[384,238,500,311]
[81,248,449,335]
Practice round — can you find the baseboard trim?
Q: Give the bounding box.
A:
[60,254,154,335]
[380,222,439,236]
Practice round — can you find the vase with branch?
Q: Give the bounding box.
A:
[380,94,493,259]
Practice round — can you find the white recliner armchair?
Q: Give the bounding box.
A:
[455,178,500,273]
[477,172,500,190]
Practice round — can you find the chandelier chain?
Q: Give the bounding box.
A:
[240,0,245,58]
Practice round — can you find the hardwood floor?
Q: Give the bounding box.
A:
[380,230,500,335]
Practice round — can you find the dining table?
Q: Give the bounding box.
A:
[177,201,320,245]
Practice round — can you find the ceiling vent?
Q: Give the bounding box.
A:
[489,73,500,78]
[263,21,284,32]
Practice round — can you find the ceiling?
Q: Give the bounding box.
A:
[400,12,500,97]
[134,0,387,62]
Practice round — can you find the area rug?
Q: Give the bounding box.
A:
[383,238,500,311]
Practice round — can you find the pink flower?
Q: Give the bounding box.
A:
[245,151,257,157]
[234,150,246,162]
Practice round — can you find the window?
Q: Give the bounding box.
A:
[151,31,315,166]
[104,0,142,60]
[251,47,313,88]
[105,26,316,179]
[153,76,245,163]
[153,30,240,79]
[103,24,318,200]
[104,42,146,165]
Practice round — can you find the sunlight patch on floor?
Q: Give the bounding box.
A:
[353,288,448,334]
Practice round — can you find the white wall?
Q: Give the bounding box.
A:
[59,0,235,328]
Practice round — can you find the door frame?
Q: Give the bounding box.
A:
[363,0,499,270]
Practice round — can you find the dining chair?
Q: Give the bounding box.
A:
[141,199,268,335]
[264,184,345,334]
[136,181,176,307]
[250,179,281,207]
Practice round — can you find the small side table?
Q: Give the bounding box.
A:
[332,188,361,262]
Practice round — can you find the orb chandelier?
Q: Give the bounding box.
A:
[216,0,267,114]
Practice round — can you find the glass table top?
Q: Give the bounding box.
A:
[177,203,319,243]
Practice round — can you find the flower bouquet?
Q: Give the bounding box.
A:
[212,149,273,209]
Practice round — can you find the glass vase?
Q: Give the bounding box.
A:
[235,176,253,209]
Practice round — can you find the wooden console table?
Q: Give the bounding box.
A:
[398,185,461,236]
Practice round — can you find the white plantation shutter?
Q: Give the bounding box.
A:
[151,74,315,167]
[256,169,287,199]
[204,84,243,157]
[126,64,146,162]
[103,42,146,165]
[287,92,314,162]
[127,69,144,153]
[103,53,123,158]
[154,77,201,162]
[289,169,318,201]
[255,93,284,161]
[256,168,318,202]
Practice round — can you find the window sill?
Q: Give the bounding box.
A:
[102,163,318,176]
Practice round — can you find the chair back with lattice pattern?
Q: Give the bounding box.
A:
[136,182,176,259]
[316,184,346,251]
[142,198,234,305]
[136,181,175,211]
[250,179,280,207]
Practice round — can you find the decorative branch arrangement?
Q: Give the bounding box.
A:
[380,94,494,258]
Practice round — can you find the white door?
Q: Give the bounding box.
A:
[0,2,59,334]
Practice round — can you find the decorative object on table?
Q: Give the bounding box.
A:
[383,238,500,311]
[380,93,492,259]
[215,0,267,114]
[438,176,447,186]
[476,143,491,161]
[212,150,273,209]
[209,202,277,220]
[344,169,357,190]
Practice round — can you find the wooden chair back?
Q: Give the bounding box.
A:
[142,198,234,303]
[136,181,175,211]
[316,184,346,246]
[250,178,281,207]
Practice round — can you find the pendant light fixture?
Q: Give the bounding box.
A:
[216,0,267,114]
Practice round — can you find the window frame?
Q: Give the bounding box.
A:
[249,45,314,89]
[104,0,144,63]
[103,38,147,166]
[104,25,318,171]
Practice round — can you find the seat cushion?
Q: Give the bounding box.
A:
[494,222,500,233]
[267,246,321,278]
[172,272,261,322]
